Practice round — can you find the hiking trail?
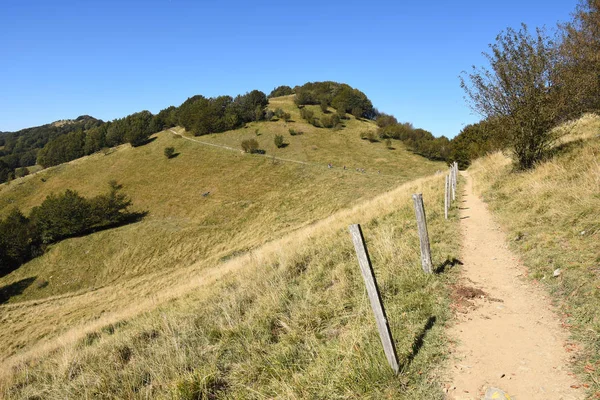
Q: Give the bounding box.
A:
[446,171,582,399]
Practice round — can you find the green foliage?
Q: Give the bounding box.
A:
[460,24,564,169]
[449,119,508,169]
[288,129,303,136]
[15,167,30,178]
[30,189,94,244]
[0,160,10,183]
[360,131,379,142]
[0,209,33,276]
[274,134,285,148]
[37,130,86,168]
[0,182,141,275]
[376,113,398,128]
[558,0,600,115]
[124,111,154,147]
[0,116,103,177]
[241,139,260,153]
[265,109,274,121]
[84,125,108,155]
[299,108,314,123]
[294,81,375,119]
[319,100,328,113]
[88,181,134,226]
[164,147,175,159]
[178,91,267,136]
[268,85,294,98]
[321,114,341,129]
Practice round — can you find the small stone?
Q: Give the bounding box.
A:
[553,268,561,277]
[484,387,511,400]
[500,373,505,378]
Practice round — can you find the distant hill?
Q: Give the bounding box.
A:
[0,116,103,180]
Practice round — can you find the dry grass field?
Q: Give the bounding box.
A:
[469,113,600,393]
[0,96,458,398]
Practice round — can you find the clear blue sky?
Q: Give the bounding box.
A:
[0,0,577,137]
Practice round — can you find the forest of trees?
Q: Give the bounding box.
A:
[0,181,143,276]
[0,89,271,182]
[293,81,376,119]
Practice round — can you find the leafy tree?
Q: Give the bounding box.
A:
[557,0,600,114]
[268,85,294,98]
[84,125,107,155]
[0,209,33,275]
[376,113,398,128]
[124,111,154,147]
[0,160,11,184]
[37,130,86,168]
[460,24,565,169]
[30,189,93,244]
[88,181,134,226]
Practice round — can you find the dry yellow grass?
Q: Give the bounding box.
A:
[1,169,460,398]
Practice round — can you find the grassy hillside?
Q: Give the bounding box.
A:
[2,170,460,399]
[0,96,445,380]
[469,113,600,392]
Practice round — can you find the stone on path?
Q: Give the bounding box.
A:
[484,387,512,400]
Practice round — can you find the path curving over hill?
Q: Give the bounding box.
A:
[446,171,582,399]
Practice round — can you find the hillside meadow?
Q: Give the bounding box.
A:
[469,113,600,393]
[2,169,460,399]
[0,96,454,398]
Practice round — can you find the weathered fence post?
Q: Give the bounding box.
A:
[412,194,433,274]
[450,167,456,202]
[444,174,449,220]
[348,224,400,374]
[453,162,458,197]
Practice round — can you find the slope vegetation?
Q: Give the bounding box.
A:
[0,95,447,393]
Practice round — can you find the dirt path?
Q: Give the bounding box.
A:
[446,171,582,399]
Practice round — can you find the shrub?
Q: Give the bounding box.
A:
[320,101,328,113]
[385,138,392,148]
[265,110,274,121]
[360,131,378,142]
[321,115,333,128]
[274,135,285,148]
[241,139,260,153]
[15,167,30,178]
[164,147,175,159]
[289,129,303,136]
[351,107,363,119]
[299,108,314,122]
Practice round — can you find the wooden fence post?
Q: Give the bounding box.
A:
[412,194,433,274]
[444,175,449,220]
[348,224,400,374]
[453,162,458,196]
[450,168,456,202]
